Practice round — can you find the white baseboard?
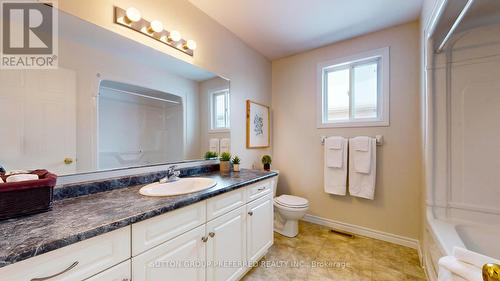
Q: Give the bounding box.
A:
[302,214,420,249]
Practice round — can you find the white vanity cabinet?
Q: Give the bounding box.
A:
[132,178,275,281]
[0,177,276,281]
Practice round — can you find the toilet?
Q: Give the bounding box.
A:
[271,172,309,237]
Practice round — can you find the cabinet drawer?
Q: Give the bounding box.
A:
[84,260,131,281]
[246,179,272,202]
[206,188,246,221]
[0,227,130,281]
[132,201,206,256]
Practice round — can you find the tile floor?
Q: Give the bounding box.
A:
[242,221,427,281]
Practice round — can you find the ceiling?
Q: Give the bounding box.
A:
[189,0,423,60]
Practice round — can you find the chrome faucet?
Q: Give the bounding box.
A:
[159,165,180,183]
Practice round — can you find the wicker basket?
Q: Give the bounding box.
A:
[0,170,57,220]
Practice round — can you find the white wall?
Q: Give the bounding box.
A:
[58,0,272,169]
[272,22,422,239]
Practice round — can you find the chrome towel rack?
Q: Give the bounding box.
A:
[320,135,384,146]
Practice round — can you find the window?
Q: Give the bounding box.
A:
[317,47,389,128]
[210,89,230,131]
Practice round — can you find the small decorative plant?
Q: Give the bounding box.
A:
[232,156,241,172]
[219,152,231,173]
[262,155,272,171]
[204,151,218,160]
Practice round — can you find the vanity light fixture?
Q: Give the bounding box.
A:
[125,7,141,23]
[148,20,163,33]
[184,39,197,51]
[114,6,195,56]
[168,30,181,42]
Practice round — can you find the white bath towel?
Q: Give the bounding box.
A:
[209,138,220,155]
[437,247,500,281]
[220,138,231,154]
[324,136,348,195]
[348,137,377,199]
[438,256,480,281]
[350,136,372,174]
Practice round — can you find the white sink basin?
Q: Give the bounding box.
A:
[139,177,217,197]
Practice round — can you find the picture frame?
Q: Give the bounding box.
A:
[246,100,270,148]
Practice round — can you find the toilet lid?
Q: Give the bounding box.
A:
[275,195,309,208]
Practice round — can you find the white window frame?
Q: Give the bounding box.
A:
[316,47,390,128]
[209,88,230,132]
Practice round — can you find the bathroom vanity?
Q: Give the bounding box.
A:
[0,169,277,281]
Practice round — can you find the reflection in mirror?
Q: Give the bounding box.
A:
[98,81,184,170]
[0,9,230,176]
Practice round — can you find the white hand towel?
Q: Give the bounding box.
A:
[209,138,220,155]
[6,174,39,183]
[350,136,372,173]
[220,138,230,154]
[326,137,344,168]
[324,136,348,195]
[453,247,500,268]
[348,137,377,200]
[438,256,482,281]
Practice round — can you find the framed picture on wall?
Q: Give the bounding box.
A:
[246,100,270,148]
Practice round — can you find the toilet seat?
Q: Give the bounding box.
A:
[274,195,309,208]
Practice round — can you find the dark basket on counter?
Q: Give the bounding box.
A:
[0,170,57,220]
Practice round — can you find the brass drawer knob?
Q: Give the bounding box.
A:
[64,158,74,165]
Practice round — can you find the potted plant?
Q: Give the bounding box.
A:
[204,151,218,160]
[232,156,241,172]
[219,152,231,173]
[262,155,272,171]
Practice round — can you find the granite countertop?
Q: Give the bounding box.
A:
[0,169,277,268]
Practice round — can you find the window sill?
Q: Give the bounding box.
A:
[317,120,389,128]
[208,128,231,133]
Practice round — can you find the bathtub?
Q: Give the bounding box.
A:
[424,208,500,280]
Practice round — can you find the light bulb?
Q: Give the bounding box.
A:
[125,7,141,23]
[149,20,163,33]
[168,30,181,42]
[185,39,197,50]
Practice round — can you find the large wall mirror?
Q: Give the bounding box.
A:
[0,10,230,176]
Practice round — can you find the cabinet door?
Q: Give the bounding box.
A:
[132,225,206,281]
[206,205,247,281]
[246,194,273,263]
[85,260,130,281]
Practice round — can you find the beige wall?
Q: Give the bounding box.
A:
[271,21,422,239]
[58,0,271,169]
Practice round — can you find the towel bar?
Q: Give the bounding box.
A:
[320,135,383,146]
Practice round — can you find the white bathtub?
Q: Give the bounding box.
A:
[426,208,500,259]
